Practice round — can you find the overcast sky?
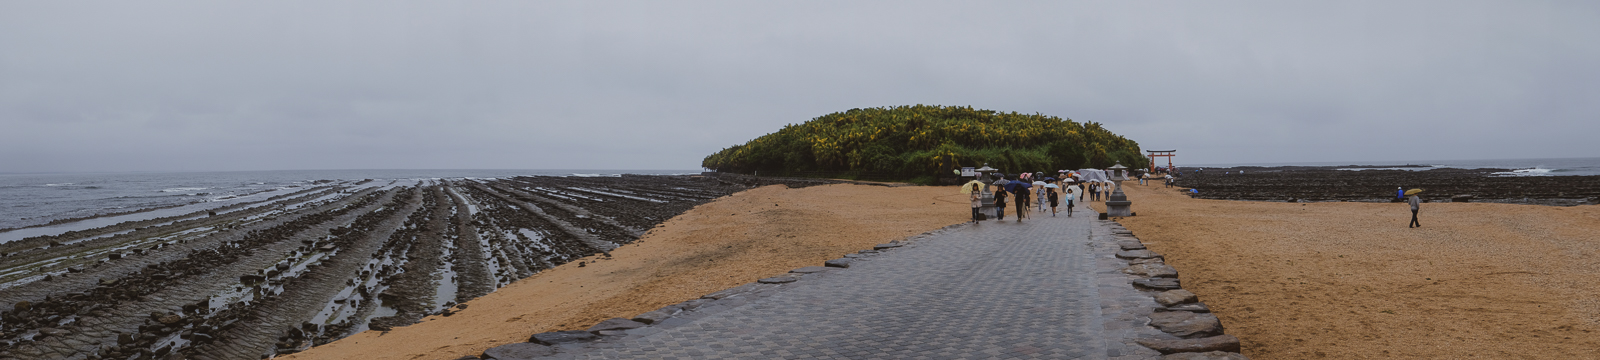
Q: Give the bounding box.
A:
[2,1,1596,173]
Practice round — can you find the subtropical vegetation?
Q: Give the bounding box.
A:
[702,105,1148,182]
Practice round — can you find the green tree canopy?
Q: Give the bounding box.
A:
[703,105,1147,179]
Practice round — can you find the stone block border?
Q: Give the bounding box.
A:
[1091,219,1250,359]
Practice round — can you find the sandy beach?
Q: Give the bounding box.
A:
[286,183,969,360]
[1111,183,1600,359]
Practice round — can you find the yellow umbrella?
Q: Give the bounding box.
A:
[959,180,984,194]
[1405,189,1424,196]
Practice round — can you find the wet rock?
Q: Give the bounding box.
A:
[13,301,30,312]
[586,318,647,333]
[528,330,597,345]
[824,258,853,268]
[1118,241,1146,250]
[789,266,832,274]
[1160,351,1251,360]
[1154,290,1198,307]
[1124,264,1179,278]
[1135,335,1241,354]
[758,275,800,284]
[1116,250,1161,259]
[873,243,902,250]
[481,342,554,360]
[1134,278,1182,290]
[157,315,184,326]
[1452,194,1474,202]
[596,330,629,336]
[1161,303,1212,313]
[1148,311,1223,337]
[118,333,135,345]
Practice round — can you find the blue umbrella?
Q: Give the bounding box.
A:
[1005,181,1033,193]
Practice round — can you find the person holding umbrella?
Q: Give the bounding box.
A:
[1009,180,1032,222]
[993,175,1010,221]
[1046,185,1060,217]
[961,180,984,223]
[1407,189,1424,228]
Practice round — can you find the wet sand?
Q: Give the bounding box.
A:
[1110,183,1600,359]
[286,183,969,360]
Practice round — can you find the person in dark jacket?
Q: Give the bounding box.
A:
[994,186,1008,221]
[1047,188,1060,217]
[1013,186,1030,222]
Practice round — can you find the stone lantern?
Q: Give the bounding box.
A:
[974,164,999,216]
[1105,162,1134,217]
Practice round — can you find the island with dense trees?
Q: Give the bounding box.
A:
[702,105,1148,183]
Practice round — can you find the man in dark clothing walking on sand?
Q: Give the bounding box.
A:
[1407,189,1422,228]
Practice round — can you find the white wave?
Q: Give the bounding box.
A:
[44,183,74,186]
[570,173,621,177]
[1490,168,1555,176]
[160,187,210,193]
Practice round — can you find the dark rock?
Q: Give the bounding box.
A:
[873,243,902,250]
[1133,278,1181,290]
[13,301,30,312]
[824,258,853,268]
[528,330,597,345]
[1116,250,1162,259]
[1153,290,1198,307]
[1148,312,1223,337]
[1124,264,1179,278]
[789,266,832,274]
[1117,241,1146,250]
[117,333,135,345]
[158,314,183,325]
[631,306,681,324]
[1135,335,1241,354]
[596,330,629,336]
[586,318,647,333]
[1161,303,1212,313]
[1452,194,1474,202]
[1160,351,1251,360]
[758,275,799,284]
[675,298,712,311]
[481,342,554,360]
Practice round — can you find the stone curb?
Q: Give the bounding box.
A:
[471,223,973,360]
[1092,217,1251,360]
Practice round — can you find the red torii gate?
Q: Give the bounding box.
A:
[1146,150,1175,173]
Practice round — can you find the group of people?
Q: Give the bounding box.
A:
[964,171,1119,223]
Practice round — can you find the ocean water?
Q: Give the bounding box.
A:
[0,169,697,232]
[1190,157,1600,177]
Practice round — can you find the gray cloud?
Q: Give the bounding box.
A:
[2,1,1596,172]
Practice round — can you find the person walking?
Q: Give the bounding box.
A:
[969,183,983,223]
[1065,188,1075,217]
[994,186,1008,221]
[1407,189,1423,228]
[1036,184,1048,213]
[1013,186,1031,222]
[1047,188,1060,217]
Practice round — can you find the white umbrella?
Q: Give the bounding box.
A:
[1032,181,1046,186]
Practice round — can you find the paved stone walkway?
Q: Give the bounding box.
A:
[577,211,1133,359]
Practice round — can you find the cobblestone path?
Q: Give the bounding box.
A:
[584,213,1113,359]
